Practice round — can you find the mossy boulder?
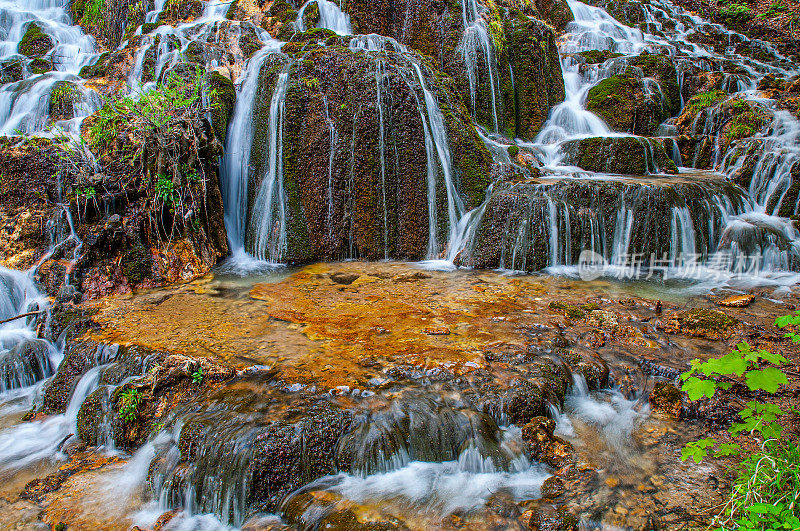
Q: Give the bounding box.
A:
[0,59,23,83]
[49,81,81,122]
[29,57,52,74]
[562,136,678,175]
[78,52,111,78]
[661,308,738,340]
[208,71,236,142]
[464,178,745,271]
[244,43,492,262]
[19,23,53,58]
[534,0,574,31]
[38,341,104,415]
[586,57,677,136]
[578,49,623,64]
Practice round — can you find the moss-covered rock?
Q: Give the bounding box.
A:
[562,136,678,175]
[534,0,574,31]
[29,57,52,74]
[159,0,204,24]
[19,23,53,58]
[245,42,492,262]
[49,81,81,122]
[464,177,746,271]
[208,71,236,142]
[578,49,623,64]
[661,308,738,340]
[586,56,678,136]
[0,59,23,83]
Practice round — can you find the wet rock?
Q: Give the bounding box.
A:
[0,58,23,83]
[534,0,575,32]
[562,136,678,175]
[329,271,360,285]
[209,71,236,143]
[648,382,682,418]
[521,416,575,468]
[717,294,755,308]
[661,308,738,340]
[18,22,53,57]
[541,476,566,498]
[0,338,53,392]
[38,341,108,415]
[149,354,235,393]
[522,504,579,531]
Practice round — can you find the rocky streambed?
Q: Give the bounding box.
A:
[0,261,797,530]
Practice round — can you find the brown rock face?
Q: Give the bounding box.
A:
[649,381,683,418]
[521,416,575,468]
[661,308,738,340]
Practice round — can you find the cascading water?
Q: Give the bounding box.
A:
[446,0,800,286]
[0,0,99,135]
[249,71,290,262]
[459,0,500,132]
[295,0,352,35]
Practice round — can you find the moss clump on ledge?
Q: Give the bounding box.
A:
[549,301,600,320]
[18,22,53,57]
[49,81,81,122]
[578,49,623,64]
[562,136,678,175]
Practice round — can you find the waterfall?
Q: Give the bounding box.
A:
[249,71,291,262]
[296,0,352,35]
[413,64,465,259]
[220,45,281,262]
[459,0,500,131]
[0,0,99,134]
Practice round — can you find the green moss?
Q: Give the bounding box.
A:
[49,81,80,121]
[159,0,203,24]
[579,49,623,64]
[208,71,235,142]
[0,58,23,83]
[78,52,110,78]
[549,301,598,320]
[301,0,320,28]
[19,22,53,57]
[586,75,637,129]
[508,145,520,158]
[29,57,52,74]
[122,242,153,285]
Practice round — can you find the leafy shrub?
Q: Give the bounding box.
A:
[118,388,141,422]
[720,3,753,21]
[679,313,799,530]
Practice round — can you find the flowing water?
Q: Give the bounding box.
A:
[0,0,99,135]
[1,0,799,528]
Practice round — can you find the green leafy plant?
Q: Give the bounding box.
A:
[757,2,786,19]
[720,3,753,21]
[154,173,176,205]
[191,366,204,384]
[679,314,798,530]
[118,388,141,422]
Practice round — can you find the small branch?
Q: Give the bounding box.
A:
[0,310,43,326]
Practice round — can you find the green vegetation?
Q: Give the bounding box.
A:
[85,64,219,241]
[191,366,204,384]
[679,312,799,530]
[686,90,728,115]
[118,388,141,422]
[18,22,52,57]
[549,301,600,320]
[757,2,786,19]
[720,3,753,22]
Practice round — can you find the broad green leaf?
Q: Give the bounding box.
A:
[745,367,789,393]
[682,377,716,400]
